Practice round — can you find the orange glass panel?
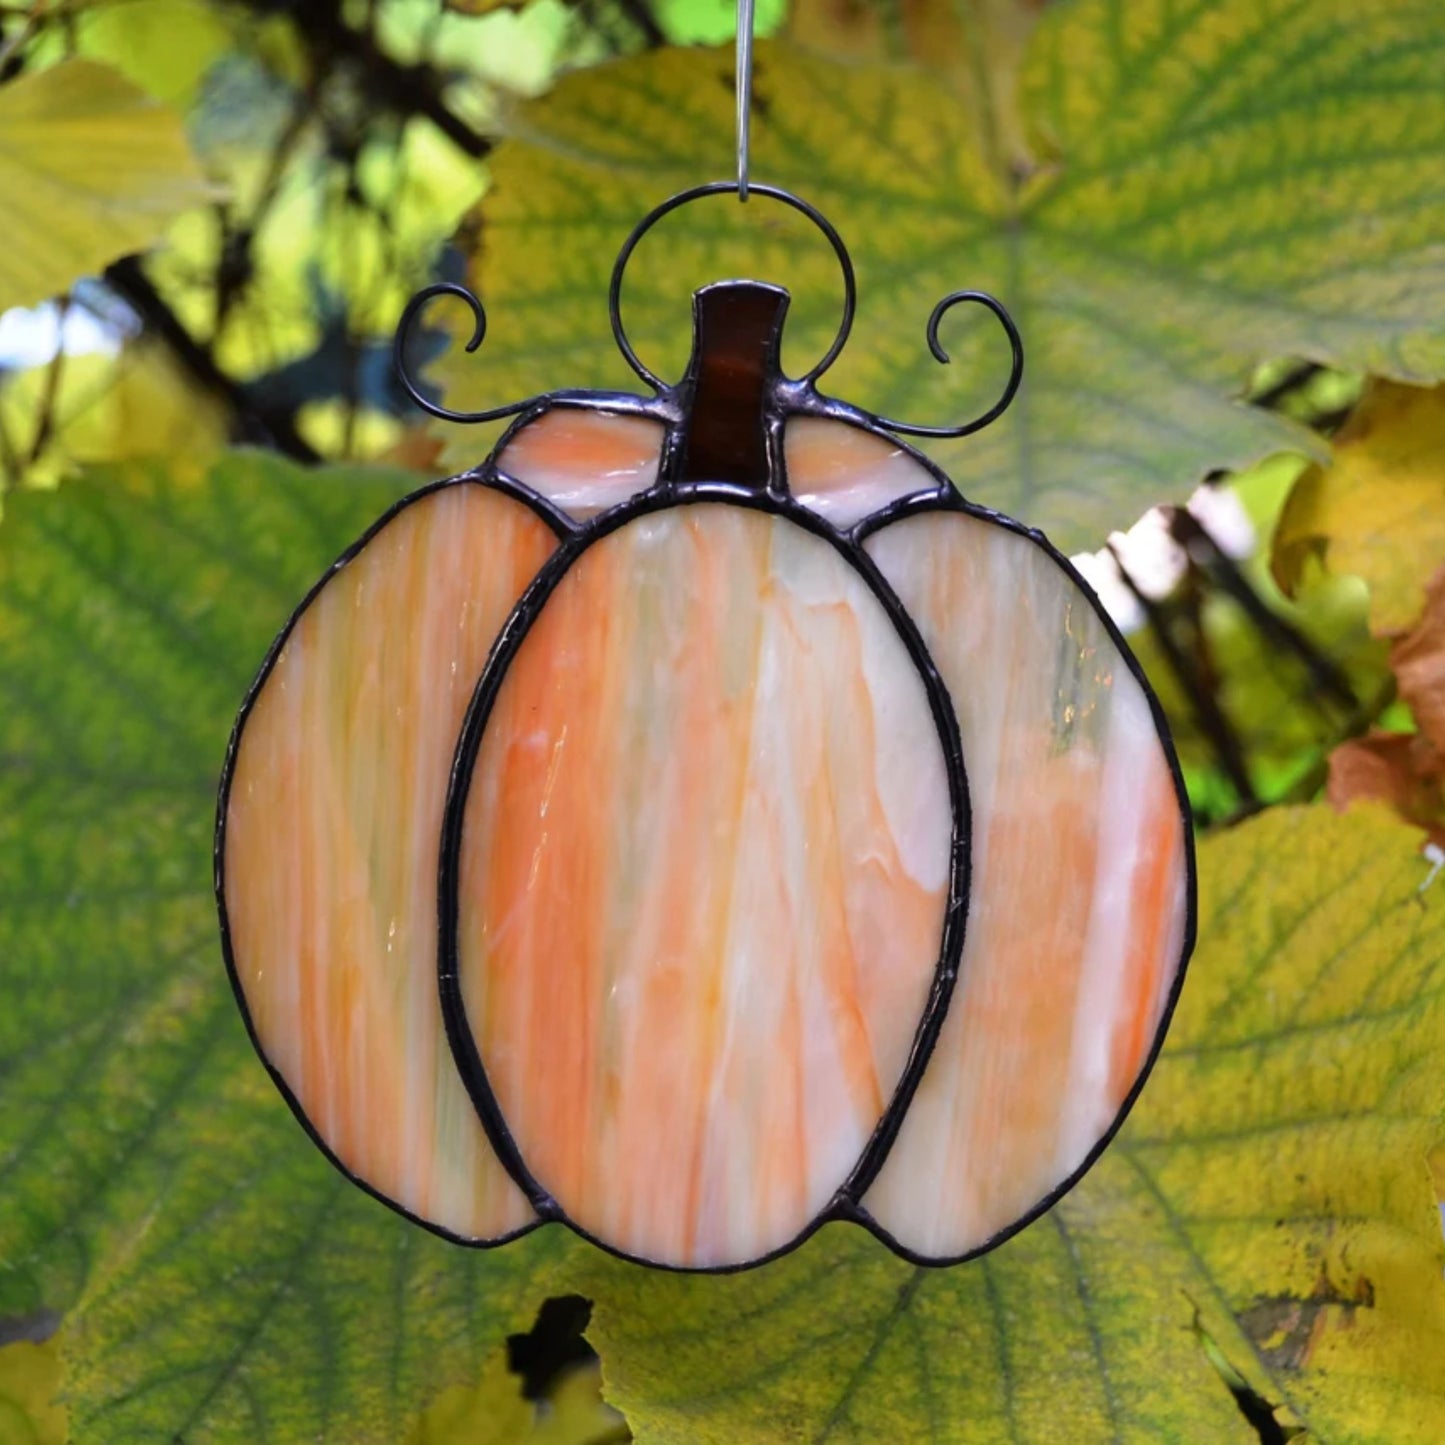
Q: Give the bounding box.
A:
[498,407,664,519]
[224,483,556,1240]
[785,417,936,528]
[862,505,1189,1259]
[455,503,954,1268]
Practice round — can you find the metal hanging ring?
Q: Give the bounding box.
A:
[608,180,857,392]
[871,289,1025,439]
[393,281,536,426]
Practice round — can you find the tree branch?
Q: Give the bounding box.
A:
[104,257,320,463]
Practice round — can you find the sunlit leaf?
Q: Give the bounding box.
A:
[0,342,228,494]
[408,1358,624,1445]
[438,1,1445,549]
[570,805,1445,1442]
[67,0,234,109]
[0,59,218,312]
[1276,381,1445,636]
[0,1337,66,1445]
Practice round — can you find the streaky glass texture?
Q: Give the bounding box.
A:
[785,417,938,527]
[224,484,555,1239]
[497,407,664,519]
[861,499,1189,1259]
[455,503,954,1268]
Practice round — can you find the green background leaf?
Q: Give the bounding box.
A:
[437,0,1445,550]
[0,456,576,1441]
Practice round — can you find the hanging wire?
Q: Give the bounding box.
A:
[737,0,754,201]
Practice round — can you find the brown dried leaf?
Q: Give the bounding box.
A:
[1327,732,1445,849]
[1393,568,1445,752]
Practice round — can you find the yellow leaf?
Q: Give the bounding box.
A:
[0,1336,67,1445]
[1275,381,1445,635]
[785,0,1044,169]
[40,0,235,109]
[0,59,218,312]
[0,342,227,494]
[437,0,1445,549]
[404,1355,622,1444]
[567,804,1445,1442]
[406,1356,534,1445]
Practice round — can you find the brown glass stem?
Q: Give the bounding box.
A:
[676,280,788,487]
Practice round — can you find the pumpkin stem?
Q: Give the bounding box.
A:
[676,280,788,488]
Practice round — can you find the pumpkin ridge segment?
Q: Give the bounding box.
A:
[856,484,1196,1265]
[215,471,572,1244]
[438,480,970,1272]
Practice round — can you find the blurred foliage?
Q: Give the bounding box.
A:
[1129,454,1391,827]
[409,1358,626,1443]
[1,0,1444,1441]
[1276,382,1445,635]
[1272,382,1445,846]
[0,0,742,490]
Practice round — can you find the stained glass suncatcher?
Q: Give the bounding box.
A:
[216,183,1195,1272]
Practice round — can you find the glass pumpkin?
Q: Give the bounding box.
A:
[216,186,1194,1273]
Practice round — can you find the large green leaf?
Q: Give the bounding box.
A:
[435,1,1445,549]
[568,804,1445,1442]
[0,455,575,1441]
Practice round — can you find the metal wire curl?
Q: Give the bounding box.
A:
[394,186,1024,443]
[608,180,857,391]
[392,282,537,426]
[869,289,1025,439]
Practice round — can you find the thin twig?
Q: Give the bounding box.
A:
[27,293,71,466]
[0,406,22,495]
[104,256,320,462]
[1109,539,1260,810]
[1169,506,1358,713]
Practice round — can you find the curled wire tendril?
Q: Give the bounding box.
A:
[392,282,535,426]
[871,289,1024,439]
[394,188,1024,441]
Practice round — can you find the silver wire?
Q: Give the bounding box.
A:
[736,0,754,200]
